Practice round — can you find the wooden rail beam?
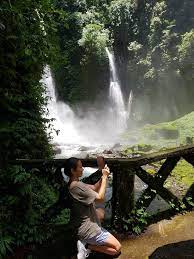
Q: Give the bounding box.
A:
[136,162,180,210]
[11,145,194,168]
[155,157,180,184]
[182,154,194,167]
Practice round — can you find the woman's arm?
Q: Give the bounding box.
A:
[95,175,108,202]
[86,178,102,192]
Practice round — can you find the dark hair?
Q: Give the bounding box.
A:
[64,157,80,177]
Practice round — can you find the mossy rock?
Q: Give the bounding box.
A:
[123,111,194,147]
[146,168,156,175]
[155,128,179,139]
[122,148,133,154]
[137,144,154,152]
[186,136,194,144]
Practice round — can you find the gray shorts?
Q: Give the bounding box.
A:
[84,227,111,245]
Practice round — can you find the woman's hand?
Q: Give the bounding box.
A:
[102,164,110,178]
[96,164,110,202]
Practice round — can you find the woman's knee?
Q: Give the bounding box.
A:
[115,242,121,253]
[104,234,121,253]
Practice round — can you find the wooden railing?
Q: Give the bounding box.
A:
[13,145,194,230]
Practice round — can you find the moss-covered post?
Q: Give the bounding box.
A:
[111,164,135,231]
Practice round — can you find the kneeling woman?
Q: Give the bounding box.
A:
[65,157,121,259]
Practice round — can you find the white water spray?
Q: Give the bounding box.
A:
[42,66,82,145]
[42,48,134,156]
[106,48,129,131]
[127,90,133,119]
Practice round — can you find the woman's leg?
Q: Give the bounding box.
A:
[96,208,105,223]
[87,233,121,256]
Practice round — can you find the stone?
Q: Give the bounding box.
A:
[155,128,179,139]
[112,143,122,149]
[149,240,194,258]
[77,151,88,159]
[78,146,90,151]
[186,137,193,145]
[137,144,153,152]
[103,150,113,154]
[53,147,62,155]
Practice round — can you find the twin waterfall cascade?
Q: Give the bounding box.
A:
[42,49,133,156]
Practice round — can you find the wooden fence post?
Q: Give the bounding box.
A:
[112,165,135,231]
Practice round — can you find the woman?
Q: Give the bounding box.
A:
[65,157,121,259]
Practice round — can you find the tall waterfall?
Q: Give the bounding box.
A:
[106,48,128,131]
[42,66,82,145]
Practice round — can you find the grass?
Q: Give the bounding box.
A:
[122,111,194,151]
[171,159,194,187]
[122,112,194,194]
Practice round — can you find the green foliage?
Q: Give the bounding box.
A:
[0,0,63,256]
[50,0,194,118]
[51,0,84,103]
[51,208,70,224]
[123,111,194,151]
[79,23,109,58]
[2,165,31,184]
[109,0,137,29]
[122,208,150,235]
[0,0,61,161]
[179,29,194,62]
[178,29,194,82]
[169,159,194,187]
[125,0,194,121]
[143,111,194,144]
[0,235,14,258]
[1,0,194,254]
[0,165,58,257]
[185,197,194,208]
[52,0,111,103]
[169,197,194,212]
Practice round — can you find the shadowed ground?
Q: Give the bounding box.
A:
[118,211,194,259]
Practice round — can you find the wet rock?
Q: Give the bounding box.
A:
[155,128,179,139]
[137,144,153,152]
[78,146,90,151]
[103,150,113,154]
[86,153,90,158]
[119,152,127,158]
[53,147,62,155]
[112,143,122,149]
[186,136,193,145]
[52,142,60,146]
[77,151,88,158]
[149,240,194,259]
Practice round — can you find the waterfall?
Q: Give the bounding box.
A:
[41,54,134,156]
[106,48,128,131]
[105,48,118,82]
[127,90,133,119]
[42,66,82,145]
